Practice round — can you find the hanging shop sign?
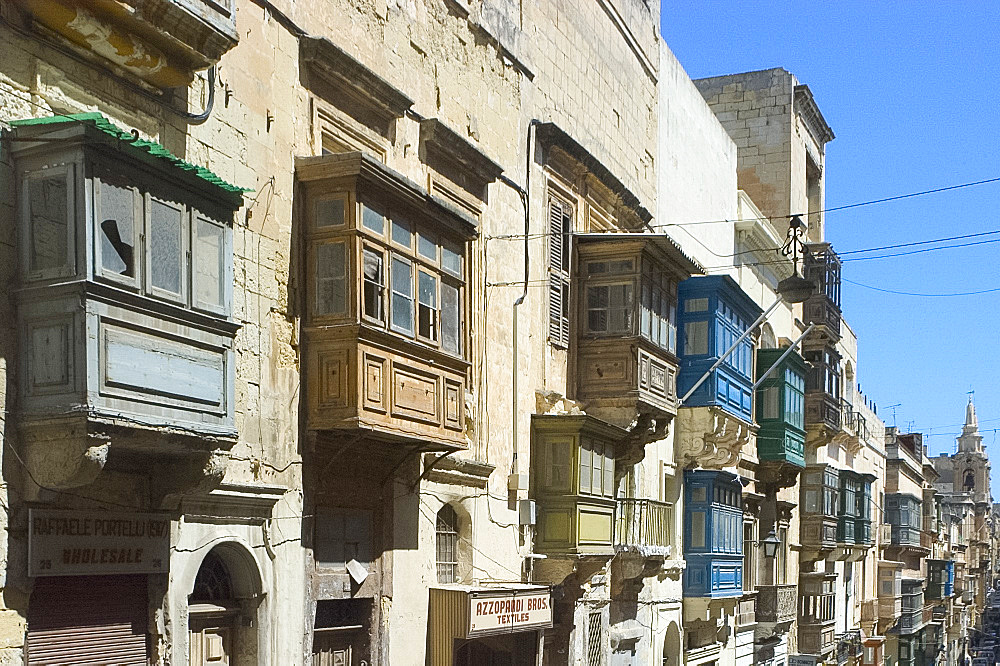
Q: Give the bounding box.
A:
[28,509,171,576]
[788,656,818,666]
[468,588,552,636]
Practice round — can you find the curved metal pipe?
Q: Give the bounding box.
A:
[178,66,216,125]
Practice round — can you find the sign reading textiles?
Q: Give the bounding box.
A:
[28,509,171,576]
[468,589,552,636]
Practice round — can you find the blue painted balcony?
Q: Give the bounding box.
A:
[683,470,743,598]
[677,276,762,424]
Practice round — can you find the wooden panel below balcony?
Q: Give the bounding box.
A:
[536,496,615,556]
[575,337,677,418]
[305,329,467,449]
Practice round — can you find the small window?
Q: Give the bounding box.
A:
[685,298,709,313]
[441,282,461,355]
[436,505,459,584]
[315,242,347,315]
[690,511,706,548]
[418,270,438,341]
[362,248,384,322]
[315,197,346,228]
[193,216,226,312]
[761,385,780,420]
[391,216,412,248]
[544,439,572,491]
[27,172,71,274]
[684,320,708,355]
[417,230,437,261]
[390,257,414,335]
[97,177,136,280]
[149,198,184,297]
[362,203,385,235]
[586,284,632,334]
[441,241,462,277]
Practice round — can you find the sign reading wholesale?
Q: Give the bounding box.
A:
[28,509,171,576]
[468,589,552,636]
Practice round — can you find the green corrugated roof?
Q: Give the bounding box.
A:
[11,112,252,197]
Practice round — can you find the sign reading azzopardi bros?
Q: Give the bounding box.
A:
[468,589,552,636]
[28,509,171,576]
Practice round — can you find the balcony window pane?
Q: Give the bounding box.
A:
[603,447,614,498]
[587,285,608,332]
[418,270,438,341]
[99,180,135,278]
[315,242,347,315]
[545,439,571,491]
[579,444,592,494]
[441,282,460,355]
[691,511,706,548]
[362,203,385,234]
[194,216,225,310]
[442,241,462,277]
[391,216,412,248]
[390,258,414,335]
[761,385,780,420]
[363,248,384,322]
[591,442,603,495]
[684,321,708,356]
[28,174,69,273]
[315,197,345,228]
[686,298,708,312]
[417,230,437,261]
[150,198,183,295]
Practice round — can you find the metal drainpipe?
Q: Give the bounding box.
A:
[510,120,538,477]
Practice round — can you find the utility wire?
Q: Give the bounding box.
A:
[843,278,1000,297]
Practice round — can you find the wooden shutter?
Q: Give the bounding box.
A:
[27,575,149,665]
[548,196,571,347]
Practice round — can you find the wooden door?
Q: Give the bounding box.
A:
[189,610,236,666]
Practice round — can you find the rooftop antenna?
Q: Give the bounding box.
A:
[886,403,901,427]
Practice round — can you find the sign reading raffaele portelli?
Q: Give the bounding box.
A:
[28,509,171,577]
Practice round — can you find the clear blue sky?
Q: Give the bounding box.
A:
[661,2,1000,494]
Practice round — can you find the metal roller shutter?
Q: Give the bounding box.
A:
[27,575,150,665]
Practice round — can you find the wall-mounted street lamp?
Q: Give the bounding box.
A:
[762,529,781,559]
[776,215,813,304]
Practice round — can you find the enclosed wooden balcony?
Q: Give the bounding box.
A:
[803,242,842,339]
[530,415,625,556]
[573,234,699,426]
[297,153,477,451]
[755,348,807,472]
[798,572,837,657]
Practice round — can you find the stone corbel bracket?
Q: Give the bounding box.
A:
[676,406,755,469]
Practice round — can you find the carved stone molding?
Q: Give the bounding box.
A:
[676,406,755,469]
[758,462,801,494]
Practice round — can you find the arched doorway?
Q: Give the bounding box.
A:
[662,621,681,666]
[188,544,262,666]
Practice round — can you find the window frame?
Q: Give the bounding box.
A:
[22,164,77,280]
[93,169,141,289]
[547,191,572,348]
[146,193,188,304]
[436,504,460,584]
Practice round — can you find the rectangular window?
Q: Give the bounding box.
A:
[362,248,384,322]
[579,444,592,494]
[544,439,571,492]
[149,198,184,297]
[418,270,438,341]
[315,196,346,228]
[685,298,708,313]
[391,216,412,248]
[777,527,787,584]
[586,283,632,334]
[690,511,706,549]
[684,320,708,355]
[390,257,414,335]
[441,241,462,277]
[193,216,226,312]
[362,203,385,235]
[27,172,71,274]
[441,282,460,355]
[315,242,347,315]
[548,195,572,347]
[98,178,136,280]
[417,230,437,261]
[761,385,780,420]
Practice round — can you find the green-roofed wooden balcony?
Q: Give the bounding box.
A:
[7,114,247,495]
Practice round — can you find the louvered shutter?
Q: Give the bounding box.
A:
[548,197,571,347]
[27,575,150,665]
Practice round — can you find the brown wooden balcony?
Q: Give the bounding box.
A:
[614,498,673,556]
[756,584,797,624]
